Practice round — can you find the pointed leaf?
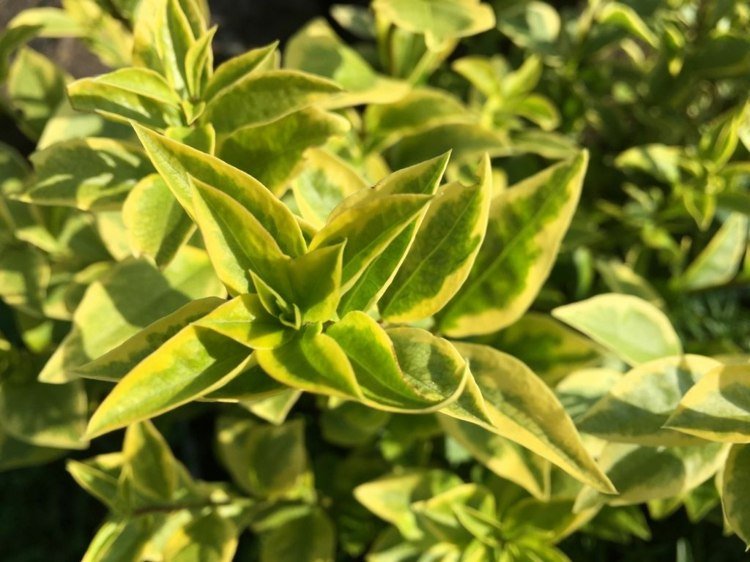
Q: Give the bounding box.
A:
[439,152,588,336]
[453,342,615,493]
[578,355,721,446]
[381,156,491,321]
[204,42,278,101]
[87,327,253,437]
[722,443,750,545]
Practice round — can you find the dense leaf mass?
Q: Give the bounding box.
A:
[1,0,749,560]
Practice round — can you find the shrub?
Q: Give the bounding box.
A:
[1,0,749,560]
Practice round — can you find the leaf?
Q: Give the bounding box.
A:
[242,389,301,425]
[134,124,306,257]
[337,152,450,315]
[39,249,223,383]
[0,428,64,472]
[0,373,88,449]
[452,343,615,493]
[482,313,603,385]
[122,421,178,502]
[123,174,194,267]
[285,19,408,106]
[327,312,466,412]
[87,327,253,437]
[67,454,125,511]
[0,245,49,314]
[666,364,750,442]
[556,368,623,424]
[614,144,682,184]
[386,122,509,169]
[310,193,432,292]
[67,68,183,129]
[552,294,683,366]
[320,402,390,446]
[75,298,222,382]
[354,470,463,540]
[578,355,722,446]
[188,176,287,295]
[575,442,729,510]
[676,213,748,290]
[7,48,66,139]
[291,148,367,228]
[259,508,335,562]
[597,2,658,47]
[284,243,345,323]
[22,138,152,210]
[373,0,496,50]
[441,417,550,500]
[497,1,560,55]
[255,324,362,399]
[216,416,314,500]
[439,152,588,337]
[205,70,342,135]
[162,513,238,562]
[81,519,151,562]
[204,42,278,101]
[380,155,491,322]
[722,443,750,545]
[218,108,350,194]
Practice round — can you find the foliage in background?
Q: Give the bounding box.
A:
[1,0,749,560]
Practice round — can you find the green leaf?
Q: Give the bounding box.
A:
[386,122,509,169]
[259,508,335,562]
[666,364,750,442]
[67,68,183,129]
[205,70,342,135]
[87,326,253,437]
[675,213,748,290]
[189,176,287,295]
[439,152,588,337]
[355,470,463,540]
[201,356,286,402]
[216,416,314,500]
[337,152,450,315]
[242,389,301,425]
[67,453,125,511]
[614,144,682,184]
[75,298,222,382]
[452,343,615,493]
[575,442,729,510]
[204,42,278,101]
[320,402,390,446]
[285,19,408,106]
[497,1,560,55]
[552,294,683,366]
[699,107,743,169]
[441,417,550,500]
[134,124,306,257]
[7,48,66,139]
[162,513,238,562]
[597,2,658,47]
[291,148,367,228]
[328,312,466,412]
[81,519,151,562]
[284,243,345,323]
[122,421,179,502]
[556,368,623,424]
[0,245,49,314]
[373,0,496,50]
[380,155,491,322]
[256,324,362,399]
[722,443,750,545]
[39,249,223,383]
[123,174,195,267]
[195,294,290,349]
[0,428,64,471]
[22,138,152,210]
[481,313,603,385]
[310,192,432,292]
[0,372,88,449]
[218,108,350,195]
[578,355,722,446]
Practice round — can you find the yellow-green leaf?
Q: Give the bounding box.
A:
[722,443,750,546]
[666,364,750,443]
[87,327,253,437]
[380,155,491,322]
[439,152,588,337]
[552,293,683,366]
[578,355,721,446]
[452,342,615,493]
